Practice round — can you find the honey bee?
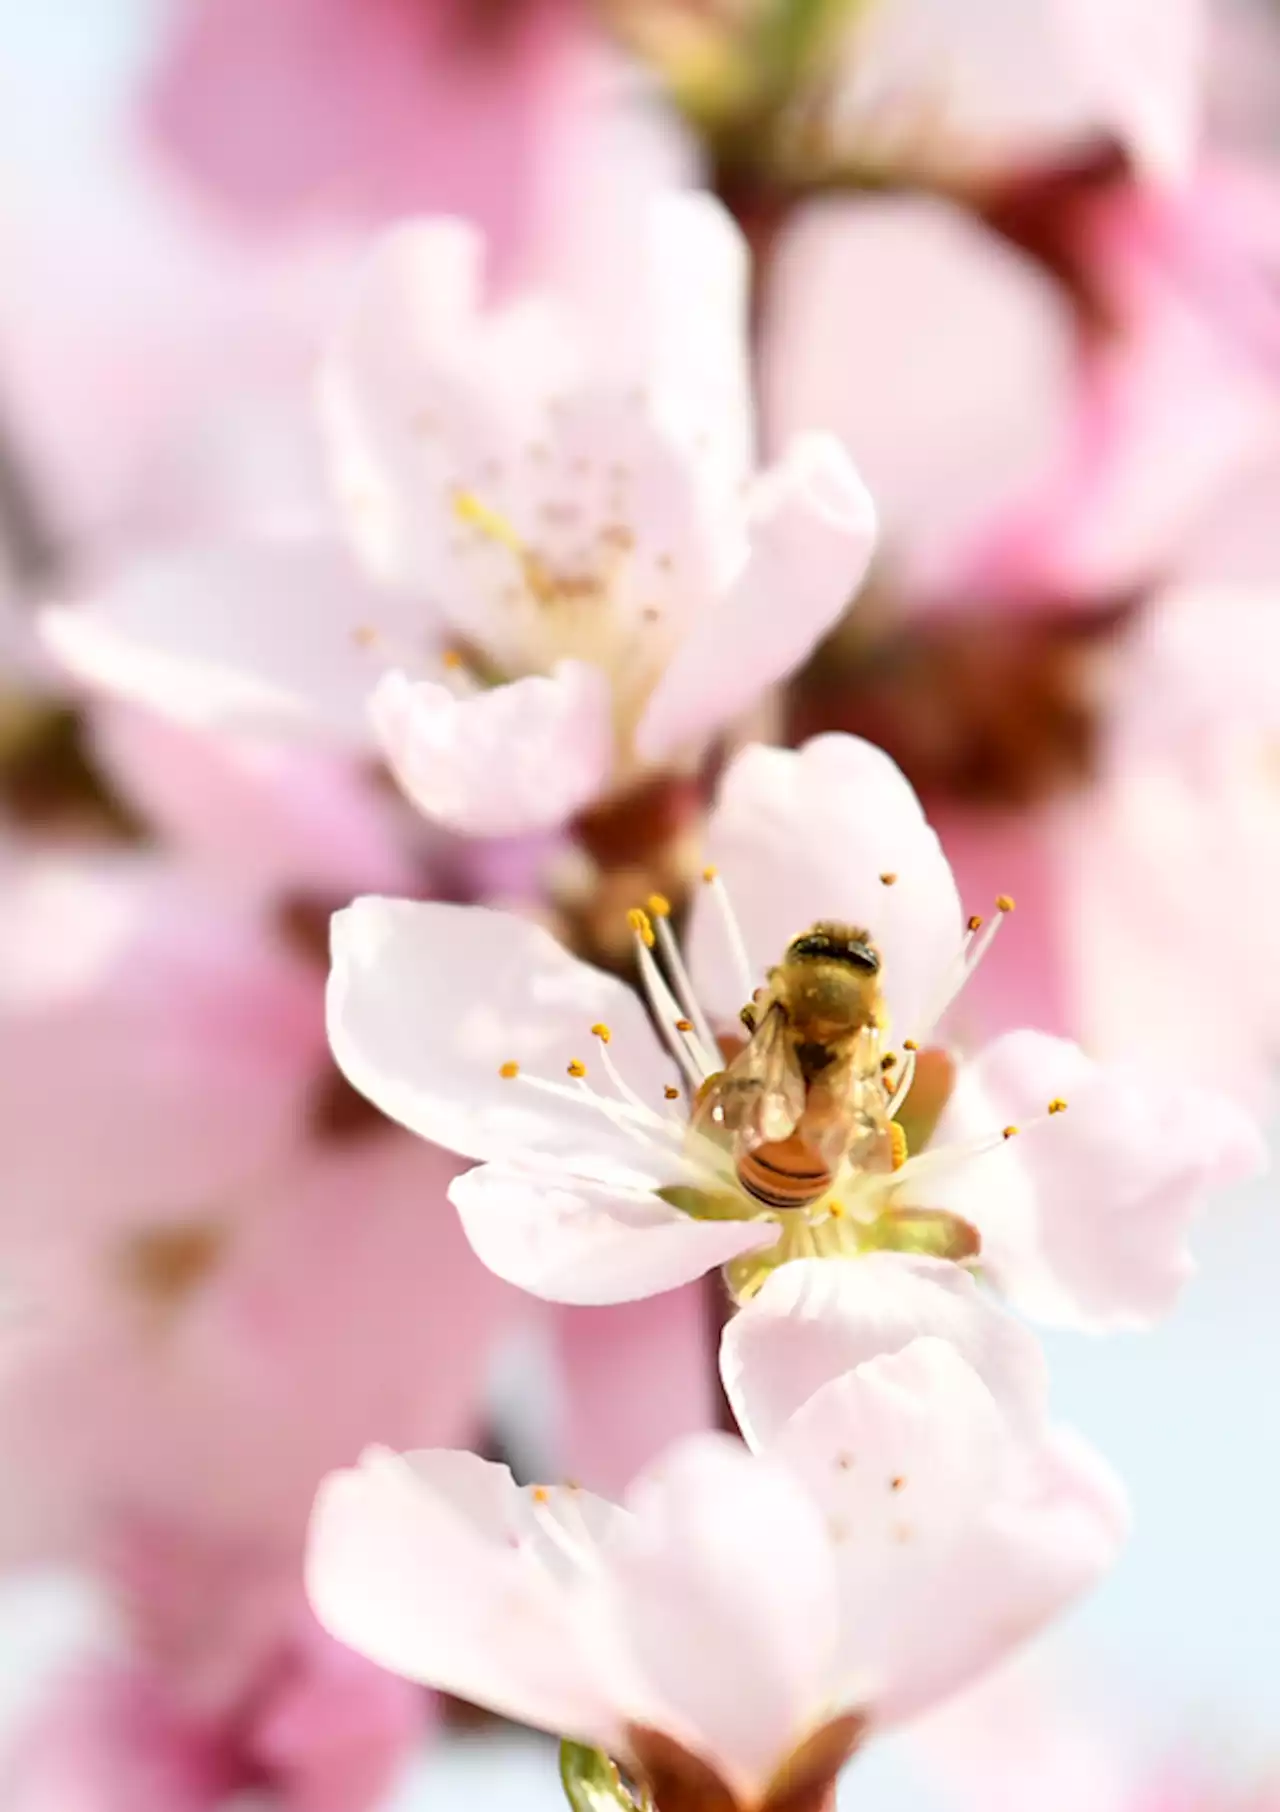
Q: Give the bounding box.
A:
[692,921,896,1210]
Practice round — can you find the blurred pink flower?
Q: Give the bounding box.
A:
[147,0,658,292]
[307,1255,1125,1790]
[826,0,1203,184]
[933,583,1280,1101]
[43,196,875,837]
[326,735,1262,1319]
[0,1605,422,1812]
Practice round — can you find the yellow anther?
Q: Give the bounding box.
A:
[663,1085,680,1101]
[675,1017,694,1033]
[452,488,524,554]
[1003,1124,1019,1140]
[567,1059,587,1079]
[1047,1097,1068,1115]
[903,1038,919,1053]
[531,1485,550,1505]
[499,1061,520,1080]
[889,1122,909,1171]
[591,1023,612,1043]
[352,624,381,648]
[701,865,718,883]
[627,907,655,948]
[968,914,984,933]
[828,1201,845,1220]
[440,647,465,670]
[880,872,898,886]
[647,893,672,919]
[890,1475,906,1492]
[996,894,1016,913]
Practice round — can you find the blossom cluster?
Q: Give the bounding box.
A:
[0,1,1275,1809]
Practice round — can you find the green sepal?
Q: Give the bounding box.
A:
[559,1741,640,1812]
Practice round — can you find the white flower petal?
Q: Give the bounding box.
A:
[930,1031,1267,1330]
[327,898,678,1168]
[307,1447,622,1745]
[720,1255,1047,1451]
[371,660,615,835]
[597,1434,841,1800]
[687,737,964,1040]
[637,435,876,764]
[41,537,389,745]
[451,1163,780,1305]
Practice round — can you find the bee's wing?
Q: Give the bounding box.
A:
[803,1028,894,1171]
[694,1005,806,1154]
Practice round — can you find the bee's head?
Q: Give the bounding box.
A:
[785,923,881,974]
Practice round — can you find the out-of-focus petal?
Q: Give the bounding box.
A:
[0,854,320,1226]
[553,1289,716,1497]
[765,195,1073,598]
[90,703,417,898]
[636,434,875,763]
[371,660,614,835]
[40,538,390,746]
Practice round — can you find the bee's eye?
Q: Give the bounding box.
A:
[845,943,880,974]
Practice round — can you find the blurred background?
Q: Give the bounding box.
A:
[0,1,1278,1808]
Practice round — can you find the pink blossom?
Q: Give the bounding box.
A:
[146,0,671,293]
[325,734,1262,1320]
[43,196,875,836]
[824,0,1203,182]
[307,1255,1125,1796]
[0,1603,422,1812]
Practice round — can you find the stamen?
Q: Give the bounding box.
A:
[664,1085,680,1100]
[526,1487,602,1577]
[567,1059,587,1079]
[886,1048,917,1119]
[915,893,1018,1041]
[701,868,755,1007]
[627,907,656,950]
[1003,1125,1019,1139]
[452,489,524,555]
[649,905,718,1056]
[630,919,717,1085]
[889,1123,908,1170]
[499,1061,520,1080]
[880,872,898,886]
[591,1023,612,1044]
[1047,1097,1068,1114]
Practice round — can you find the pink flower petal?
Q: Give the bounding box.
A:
[371,660,615,835]
[307,1447,622,1746]
[930,1031,1267,1329]
[328,898,678,1168]
[765,196,1073,597]
[720,1256,1047,1451]
[0,853,321,1228]
[41,537,391,746]
[598,1434,841,1801]
[636,434,875,764]
[687,736,965,1041]
[450,1163,779,1305]
[766,1340,1127,1727]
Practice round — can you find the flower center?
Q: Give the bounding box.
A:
[497,869,1064,1300]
